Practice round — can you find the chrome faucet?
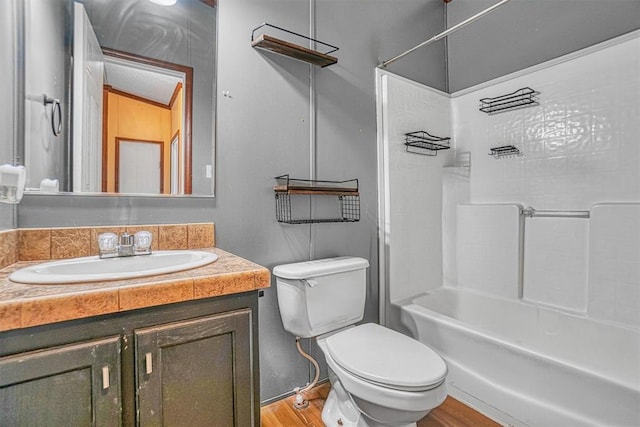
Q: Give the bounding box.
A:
[98,231,152,258]
[118,232,135,256]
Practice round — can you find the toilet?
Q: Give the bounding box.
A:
[273,257,447,427]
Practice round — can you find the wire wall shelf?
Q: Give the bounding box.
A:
[404,131,451,156]
[251,23,339,68]
[273,175,360,224]
[479,87,539,114]
[489,145,524,159]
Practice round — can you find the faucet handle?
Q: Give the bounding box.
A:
[120,232,134,247]
[98,232,118,253]
[134,231,153,252]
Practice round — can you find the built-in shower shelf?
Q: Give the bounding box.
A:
[489,145,524,159]
[443,151,471,168]
[273,175,360,224]
[404,131,451,156]
[251,23,339,68]
[479,87,539,114]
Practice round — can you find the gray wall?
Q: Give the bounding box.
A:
[446,0,640,92]
[17,0,446,402]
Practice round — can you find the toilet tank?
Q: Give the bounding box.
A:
[273,257,369,338]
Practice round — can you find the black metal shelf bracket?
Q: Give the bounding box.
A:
[251,23,339,55]
[251,23,339,67]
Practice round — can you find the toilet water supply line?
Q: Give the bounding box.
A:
[293,337,321,409]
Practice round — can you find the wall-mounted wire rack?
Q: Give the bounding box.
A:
[404,131,451,156]
[273,175,359,224]
[479,87,539,114]
[488,145,524,159]
[251,23,339,68]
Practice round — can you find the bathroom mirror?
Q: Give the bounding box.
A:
[20,0,216,196]
[0,0,19,228]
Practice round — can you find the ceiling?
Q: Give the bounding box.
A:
[104,60,182,106]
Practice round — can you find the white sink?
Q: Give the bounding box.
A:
[9,250,219,285]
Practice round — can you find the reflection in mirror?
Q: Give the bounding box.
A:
[89,48,192,194]
[23,0,69,193]
[22,0,216,196]
[0,0,18,228]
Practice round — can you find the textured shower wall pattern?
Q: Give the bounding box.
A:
[451,35,639,209]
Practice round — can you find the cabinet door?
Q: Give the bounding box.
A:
[135,309,253,427]
[0,336,121,427]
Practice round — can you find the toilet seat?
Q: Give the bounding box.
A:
[324,323,447,392]
[318,329,448,415]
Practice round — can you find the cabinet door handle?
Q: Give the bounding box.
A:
[145,352,153,375]
[102,366,110,389]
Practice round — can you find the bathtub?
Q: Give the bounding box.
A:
[398,287,640,427]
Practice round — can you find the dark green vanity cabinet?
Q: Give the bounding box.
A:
[0,292,260,427]
[135,309,254,426]
[0,336,122,426]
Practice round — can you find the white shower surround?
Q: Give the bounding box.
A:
[376,30,640,425]
[446,31,640,329]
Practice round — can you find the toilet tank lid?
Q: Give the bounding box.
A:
[273,257,369,279]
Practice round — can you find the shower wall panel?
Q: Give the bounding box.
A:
[378,73,451,304]
[522,216,589,312]
[451,34,640,211]
[588,203,640,328]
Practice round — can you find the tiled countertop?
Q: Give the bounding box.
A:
[0,248,270,332]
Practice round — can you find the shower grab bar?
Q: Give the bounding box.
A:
[520,207,590,219]
[380,0,512,68]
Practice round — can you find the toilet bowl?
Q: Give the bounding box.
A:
[272,257,448,426]
[317,323,447,427]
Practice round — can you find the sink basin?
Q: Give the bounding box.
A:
[9,250,219,285]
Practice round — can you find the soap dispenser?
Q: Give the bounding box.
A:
[0,164,27,204]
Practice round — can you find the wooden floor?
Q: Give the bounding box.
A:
[261,382,501,427]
